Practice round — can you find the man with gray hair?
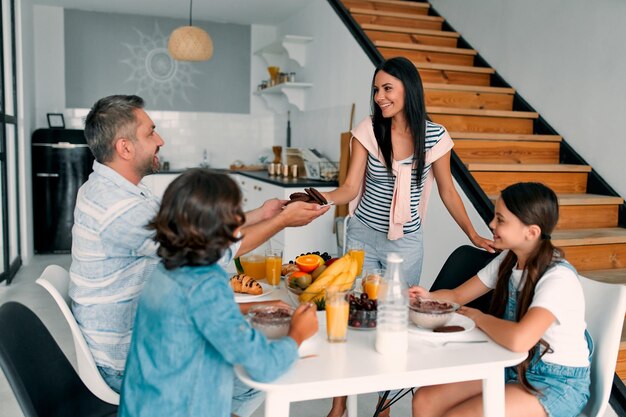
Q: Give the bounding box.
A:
[70,95,329,416]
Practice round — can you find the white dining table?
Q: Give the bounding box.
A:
[235,286,527,417]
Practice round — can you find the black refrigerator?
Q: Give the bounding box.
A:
[32,129,94,253]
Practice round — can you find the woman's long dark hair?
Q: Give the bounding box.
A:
[489,182,562,393]
[371,56,428,185]
[147,169,245,270]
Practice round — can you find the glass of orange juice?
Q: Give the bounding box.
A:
[363,268,385,300]
[347,242,365,277]
[240,253,266,280]
[325,287,349,343]
[265,249,283,288]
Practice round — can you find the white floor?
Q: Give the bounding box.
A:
[0,255,620,417]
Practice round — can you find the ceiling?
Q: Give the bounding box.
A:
[32,0,312,25]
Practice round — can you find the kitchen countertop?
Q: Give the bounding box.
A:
[237,170,338,188]
[154,168,338,188]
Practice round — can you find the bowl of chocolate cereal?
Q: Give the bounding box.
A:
[408,298,459,329]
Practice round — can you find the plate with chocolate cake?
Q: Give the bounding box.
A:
[408,313,475,337]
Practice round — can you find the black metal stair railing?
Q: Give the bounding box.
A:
[326,0,626,408]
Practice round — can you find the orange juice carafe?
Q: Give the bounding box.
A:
[240,254,266,280]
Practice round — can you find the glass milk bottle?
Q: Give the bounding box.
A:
[375,253,408,355]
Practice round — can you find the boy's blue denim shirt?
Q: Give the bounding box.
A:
[119,262,299,417]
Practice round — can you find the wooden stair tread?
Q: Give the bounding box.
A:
[424,83,514,95]
[361,23,459,38]
[466,163,592,172]
[375,40,476,55]
[450,132,562,142]
[414,62,494,74]
[488,193,624,206]
[581,268,626,285]
[428,107,538,119]
[349,0,430,9]
[552,228,626,247]
[350,7,444,21]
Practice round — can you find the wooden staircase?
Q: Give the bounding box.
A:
[339,0,626,378]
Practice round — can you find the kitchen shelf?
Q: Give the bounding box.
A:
[254,82,313,112]
[254,35,313,67]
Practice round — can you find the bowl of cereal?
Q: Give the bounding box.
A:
[408,298,459,329]
[248,305,293,339]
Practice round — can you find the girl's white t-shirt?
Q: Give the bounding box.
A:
[477,251,589,367]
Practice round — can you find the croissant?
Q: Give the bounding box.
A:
[229,274,263,295]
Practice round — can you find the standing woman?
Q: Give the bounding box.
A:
[324,56,494,288]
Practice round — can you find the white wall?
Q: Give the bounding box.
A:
[272,0,374,161]
[430,0,626,199]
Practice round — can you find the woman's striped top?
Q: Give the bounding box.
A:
[354,120,448,234]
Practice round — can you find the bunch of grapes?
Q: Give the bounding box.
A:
[348,292,377,328]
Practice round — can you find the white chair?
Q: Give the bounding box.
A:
[578,275,626,417]
[36,265,120,405]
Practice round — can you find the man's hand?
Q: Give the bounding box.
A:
[260,198,287,221]
[278,201,331,228]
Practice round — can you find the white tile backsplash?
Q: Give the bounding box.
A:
[66,108,275,170]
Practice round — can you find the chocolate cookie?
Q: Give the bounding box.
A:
[289,192,309,200]
[305,187,327,205]
[433,325,465,333]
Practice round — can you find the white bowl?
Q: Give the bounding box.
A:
[408,298,459,329]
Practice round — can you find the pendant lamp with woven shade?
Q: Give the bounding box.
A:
[168,0,213,61]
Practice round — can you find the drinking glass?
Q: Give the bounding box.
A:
[347,242,365,277]
[265,249,283,288]
[240,253,266,280]
[325,287,349,343]
[362,268,385,300]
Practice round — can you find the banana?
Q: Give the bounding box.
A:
[299,254,351,302]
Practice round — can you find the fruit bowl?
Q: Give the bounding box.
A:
[285,273,355,310]
[248,305,294,339]
[408,298,459,329]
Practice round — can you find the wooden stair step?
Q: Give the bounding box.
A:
[417,63,494,75]
[581,268,626,285]
[486,193,621,229]
[364,29,458,47]
[379,46,475,66]
[449,132,562,142]
[350,8,443,22]
[563,242,626,271]
[431,114,534,134]
[467,163,591,172]
[361,23,459,38]
[424,83,513,94]
[553,228,626,247]
[416,63,493,86]
[374,40,476,56]
[343,0,429,15]
[472,171,588,194]
[426,91,514,111]
[488,193,624,206]
[456,140,559,164]
[428,107,537,119]
[352,13,443,31]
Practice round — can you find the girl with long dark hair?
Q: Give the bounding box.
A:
[410,182,591,417]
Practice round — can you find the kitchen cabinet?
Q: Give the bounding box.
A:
[143,173,180,199]
[254,35,313,112]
